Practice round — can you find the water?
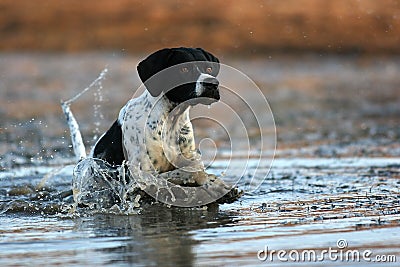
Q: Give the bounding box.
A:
[1,158,399,266]
[1,53,400,266]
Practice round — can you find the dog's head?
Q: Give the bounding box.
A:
[137,47,220,105]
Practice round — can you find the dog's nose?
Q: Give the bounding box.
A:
[200,77,220,101]
[201,77,219,89]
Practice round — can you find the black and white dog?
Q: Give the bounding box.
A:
[90,47,221,185]
[64,47,242,206]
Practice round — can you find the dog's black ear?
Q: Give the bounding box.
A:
[196,48,220,75]
[137,48,173,97]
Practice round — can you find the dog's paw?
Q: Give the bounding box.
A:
[201,175,243,204]
[216,186,244,204]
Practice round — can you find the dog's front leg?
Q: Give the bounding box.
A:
[157,169,205,186]
[157,167,229,190]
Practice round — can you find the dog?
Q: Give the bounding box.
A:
[90,47,221,186]
[65,47,242,206]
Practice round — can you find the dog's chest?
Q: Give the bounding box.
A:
[121,93,195,172]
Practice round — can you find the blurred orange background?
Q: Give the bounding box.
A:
[1,0,400,159]
[1,0,399,55]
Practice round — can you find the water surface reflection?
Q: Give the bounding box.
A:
[73,206,236,266]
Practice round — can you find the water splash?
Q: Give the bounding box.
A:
[92,74,105,140]
[70,158,242,213]
[61,67,108,161]
[62,68,108,106]
[71,158,143,214]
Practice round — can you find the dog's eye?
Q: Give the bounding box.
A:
[181,67,189,73]
[206,67,213,73]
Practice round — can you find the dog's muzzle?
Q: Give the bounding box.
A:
[200,77,220,102]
